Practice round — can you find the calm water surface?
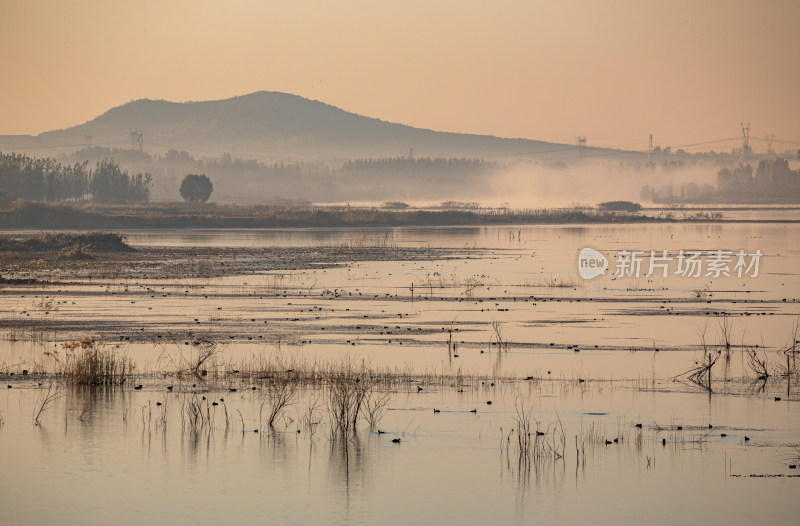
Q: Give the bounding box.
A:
[1,222,798,524]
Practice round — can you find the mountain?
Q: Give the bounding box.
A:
[0,92,590,161]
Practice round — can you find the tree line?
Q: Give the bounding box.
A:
[0,152,151,203]
[716,158,800,199]
[641,158,800,203]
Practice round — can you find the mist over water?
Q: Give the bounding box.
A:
[486,161,718,208]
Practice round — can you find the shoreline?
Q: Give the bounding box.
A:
[2,201,800,229]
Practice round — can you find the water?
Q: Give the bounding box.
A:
[1,222,798,524]
[1,383,796,525]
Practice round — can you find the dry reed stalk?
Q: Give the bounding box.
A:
[33,382,60,425]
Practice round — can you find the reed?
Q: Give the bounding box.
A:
[54,336,134,385]
[181,394,213,432]
[673,329,720,392]
[33,382,60,425]
[326,363,366,436]
[780,317,799,378]
[507,397,566,466]
[228,350,506,390]
[261,378,296,428]
[539,276,576,288]
[491,320,509,352]
[361,388,391,429]
[158,331,220,377]
[744,348,770,380]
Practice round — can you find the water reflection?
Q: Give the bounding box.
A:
[327,434,369,502]
[0,379,798,525]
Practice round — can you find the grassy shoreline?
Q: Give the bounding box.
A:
[0,201,749,229]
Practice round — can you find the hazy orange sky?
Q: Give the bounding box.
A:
[1,0,798,152]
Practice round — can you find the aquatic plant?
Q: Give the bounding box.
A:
[491,320,509,352]
[261,379,296,428]
[32,382,60,425]
[300,396,322,437]
[181,394,213,432]
[326,366,367,436]
[779,317,799,378]
[55,336,134,385]
[507,397,566,465]
[717,314,733,356]
[538,276,577,288]
[745,348,770,380]
[673,328,720,392]
[361,388,391,429]
[159,331,220,377]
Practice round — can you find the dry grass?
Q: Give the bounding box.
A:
[224,350,507,390]
[33,382,60,425]
[4,202,661,230]
[326,359,375,436]
[779,317,800,378]
[48,336,134,385]
[539,276,577,288]
[718,314,733,356]
[260,379,296,428]
[361,388,391,429]
[745,348,770,380]
[505,397,566,469]
[491,320,509,352]
[157,331,220,377]
[181,394,214,432]
[300,396,322,437]
[1,299,58,343]
[462,276,483,297]
[673,328,720,392]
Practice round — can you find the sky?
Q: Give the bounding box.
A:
[1,0,798,152]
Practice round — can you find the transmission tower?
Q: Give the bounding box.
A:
[130,130,143,153]
[648,133,654,163]
[739,123,750,163]
[575,136,586,160]
[764,133,775,156]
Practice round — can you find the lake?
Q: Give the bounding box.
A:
[1,222,798,524]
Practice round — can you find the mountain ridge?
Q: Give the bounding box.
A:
[1,91,589,160]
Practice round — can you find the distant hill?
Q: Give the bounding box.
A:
[0,91,600,161]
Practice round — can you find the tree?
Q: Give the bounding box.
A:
[90,159,151,203]
[179,174,213,203]
[0,188,12,209]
